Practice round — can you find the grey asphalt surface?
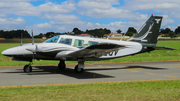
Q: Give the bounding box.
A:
[0,61,180,87]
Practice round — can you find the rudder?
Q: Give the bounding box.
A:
[128,15,163,44]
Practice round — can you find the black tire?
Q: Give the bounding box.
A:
[74,65,84,73]
[23,65,32,73]
[58,61,66,70]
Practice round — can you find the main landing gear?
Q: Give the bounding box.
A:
[58,60,85,73]
[23,62,32,73]
[23,60,85,73]
[74,60,84,73]
[58,60,66,70]
[74,65,84,73]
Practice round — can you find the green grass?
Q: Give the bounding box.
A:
[0,40,180,66]
[0,38,46,43]
[0,80,180,101]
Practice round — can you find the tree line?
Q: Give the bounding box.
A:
[159,28,179,38]
[72,27,136,37]
[0,30,31,39]
[72,28,111,38]
[0,26,180,39]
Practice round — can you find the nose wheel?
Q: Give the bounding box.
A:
[23,64,32,73]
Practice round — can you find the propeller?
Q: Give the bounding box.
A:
[20,32,23,46]
[31,30,36,61]
[32,30,34,45]
[26,30,37,61]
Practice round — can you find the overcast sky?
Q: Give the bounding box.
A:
[0,0,179,35]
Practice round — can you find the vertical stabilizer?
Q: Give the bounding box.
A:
[128,15,163,44]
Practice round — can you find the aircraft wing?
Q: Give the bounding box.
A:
[66,43,126,58]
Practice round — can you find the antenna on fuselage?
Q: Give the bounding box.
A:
[20,32,23,46]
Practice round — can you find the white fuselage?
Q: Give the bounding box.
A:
[1,35,143,61]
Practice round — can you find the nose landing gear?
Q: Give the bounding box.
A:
[23,63,32,73]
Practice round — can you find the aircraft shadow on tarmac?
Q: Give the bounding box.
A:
[122,66,167,70]
[23,66,114,79]
[85,66,167,71]
[4,65,167,79]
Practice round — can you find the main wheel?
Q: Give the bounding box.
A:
[23,65,32,73]
[58,61,66,70]
[74,65,84,73]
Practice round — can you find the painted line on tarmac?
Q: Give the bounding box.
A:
[164,75,176,78]
[87,64,94,65]
[104,65,177,78]
[145,72,155,75]
[130,70,139,72]
[158,66,180,68]
[1,79,180,88]
[107,66,113,68]
[97,65,102,67]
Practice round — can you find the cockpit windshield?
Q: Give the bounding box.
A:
[43,36,60,43]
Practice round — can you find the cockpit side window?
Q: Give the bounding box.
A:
[88,41,99,46]
[44,36,59,43]
[59,38,72,45]
[74,39,84,47]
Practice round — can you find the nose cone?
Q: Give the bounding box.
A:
[1,47,17,56]
[2,45,34,57]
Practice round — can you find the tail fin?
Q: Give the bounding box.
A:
[128,15,163,44]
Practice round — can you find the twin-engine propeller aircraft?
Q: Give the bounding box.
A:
[1,15,175,73]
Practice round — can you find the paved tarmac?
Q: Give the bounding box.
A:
[0,61,180,87]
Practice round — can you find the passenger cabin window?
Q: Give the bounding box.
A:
[74,39,84,47]
[59,38,72,45]
[88,41,98,46]
[44,36,59,43]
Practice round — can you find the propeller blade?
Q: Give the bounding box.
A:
[31,30,35,61]
[31,30,34,45]
[20,32,23,46]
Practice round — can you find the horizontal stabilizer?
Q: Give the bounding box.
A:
[154,46,176,50]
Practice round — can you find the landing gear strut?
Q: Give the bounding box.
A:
[74,60,84,73]
[58,60,66,70]
[23,62,32,73]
